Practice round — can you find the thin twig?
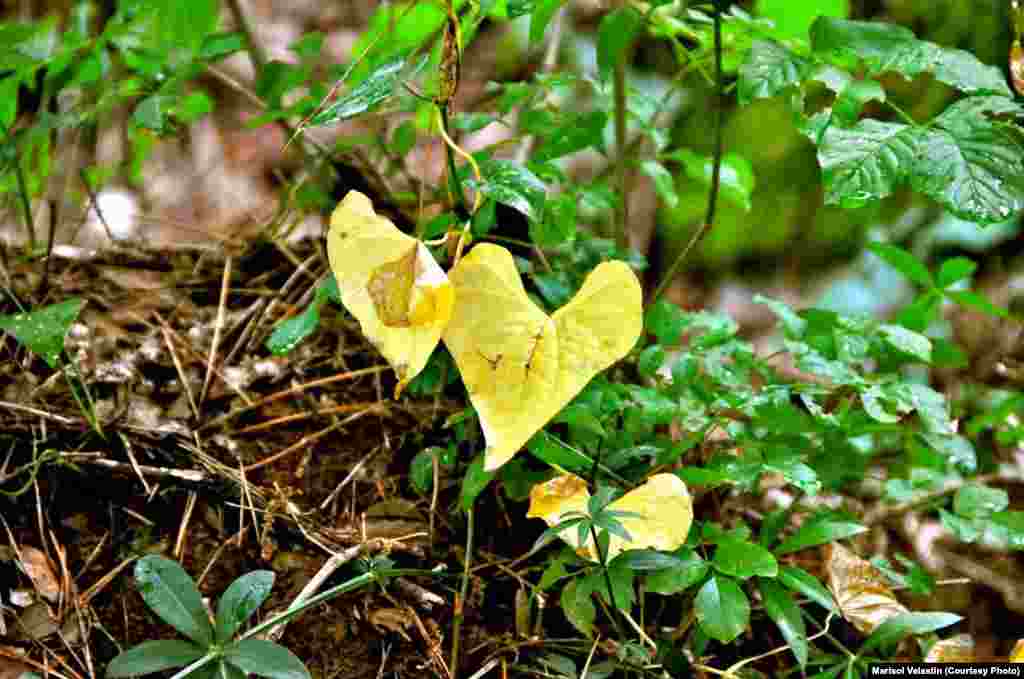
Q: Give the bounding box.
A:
[450,505,475,679]
[200,255,232,404]
[648,6,725,307]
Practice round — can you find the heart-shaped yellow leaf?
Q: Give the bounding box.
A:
[527,473,693,562]
[327,191,454,396]
[443,243,642,471]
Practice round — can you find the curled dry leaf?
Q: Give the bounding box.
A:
[18,546,60,603]
[327,191,454,397]
[925,634,975,662]
[825,542,907,635]
[527,473,693,562]
[444,244,642,471]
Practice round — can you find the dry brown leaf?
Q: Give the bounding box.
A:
[825,542,907,635]
[18,546,60,603]
[925,634,975,663]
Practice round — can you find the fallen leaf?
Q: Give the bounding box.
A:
[18,546,60,603]
[825,542,907,635]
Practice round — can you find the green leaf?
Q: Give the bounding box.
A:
[878,324,931,363]
[134,555,214,646]
[775,521,866,555]
[347,2,451,84]
[945,289,1009,318]
[695,576,750,643]
[832,78,886,127]
[810,17,1011,96]
[867,243,934,288]
[992,511,1024,549]
[640,161,679,209]
[817,120,920,211]
[312,58,405,125]
[530,0,567,44]
[132,95,173,132]
[265,301,322,355]
[644,299,688,345]
[913,98,1024,224]
[460,454,496,510]
[936,257,976,288]
[861,612,962,652]
[738,40,810,104]
[596,7,642,81]
[560,579,596,637]
[215,571,275,643]
[666,150,755,211]
[530,192,576,247]
[713,539,778,578]
[637,344,666,379]
[527,431,594,476]
[533,111,607,163]
[759,578,808,669]
[756,0,847,40]
[0,298,84,369]
[409,449,439,494]
[953,484,1009,519]
[471,158,546,222]
[106,640,207,678]
[199,32,245,61]
[646,550,709,595]
[777,566,837,612]
[224,639,311,679]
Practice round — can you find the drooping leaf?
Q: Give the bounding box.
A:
[312,58,406,125]
[778,566,838,612]
[861,612,963,652]
[776,520,866,555]
[825,543,907,635]
[560,578,596,637]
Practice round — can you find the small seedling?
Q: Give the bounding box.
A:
[107,555,309,679]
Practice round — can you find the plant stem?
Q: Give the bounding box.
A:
[440,104,470,218]
[612,17,630,252]
[450,504,475,679]
[648,5,725,307]
[589,522,628,642]
[14,154,37,251]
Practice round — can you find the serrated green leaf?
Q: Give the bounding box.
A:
[215,571,275,643]
[738,40,810,104]
[759,578,808,669]
[775,521,866,555]
[224,639,310,679]
[597,7,642,81]
[312,59,405,125]
[861,612,962,652]
[134,555,214,646]
[810,17,1010,96]
[713,539,778,578]
[695,576,750,643]
[0,298,84,369]
[106,640,207,678]
[817,120,920,211]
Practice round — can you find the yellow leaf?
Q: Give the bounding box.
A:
[825,542,907,635]
[1011,639,1024,663]
[925,634,975,663]
[443,243,642,471]
[527,473,693,562]
[327,191,454,396]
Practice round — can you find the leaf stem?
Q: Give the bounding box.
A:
[647,4,725,307]
[450,504,475,679]
[613,29,630,252]
[440,104,470,218]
